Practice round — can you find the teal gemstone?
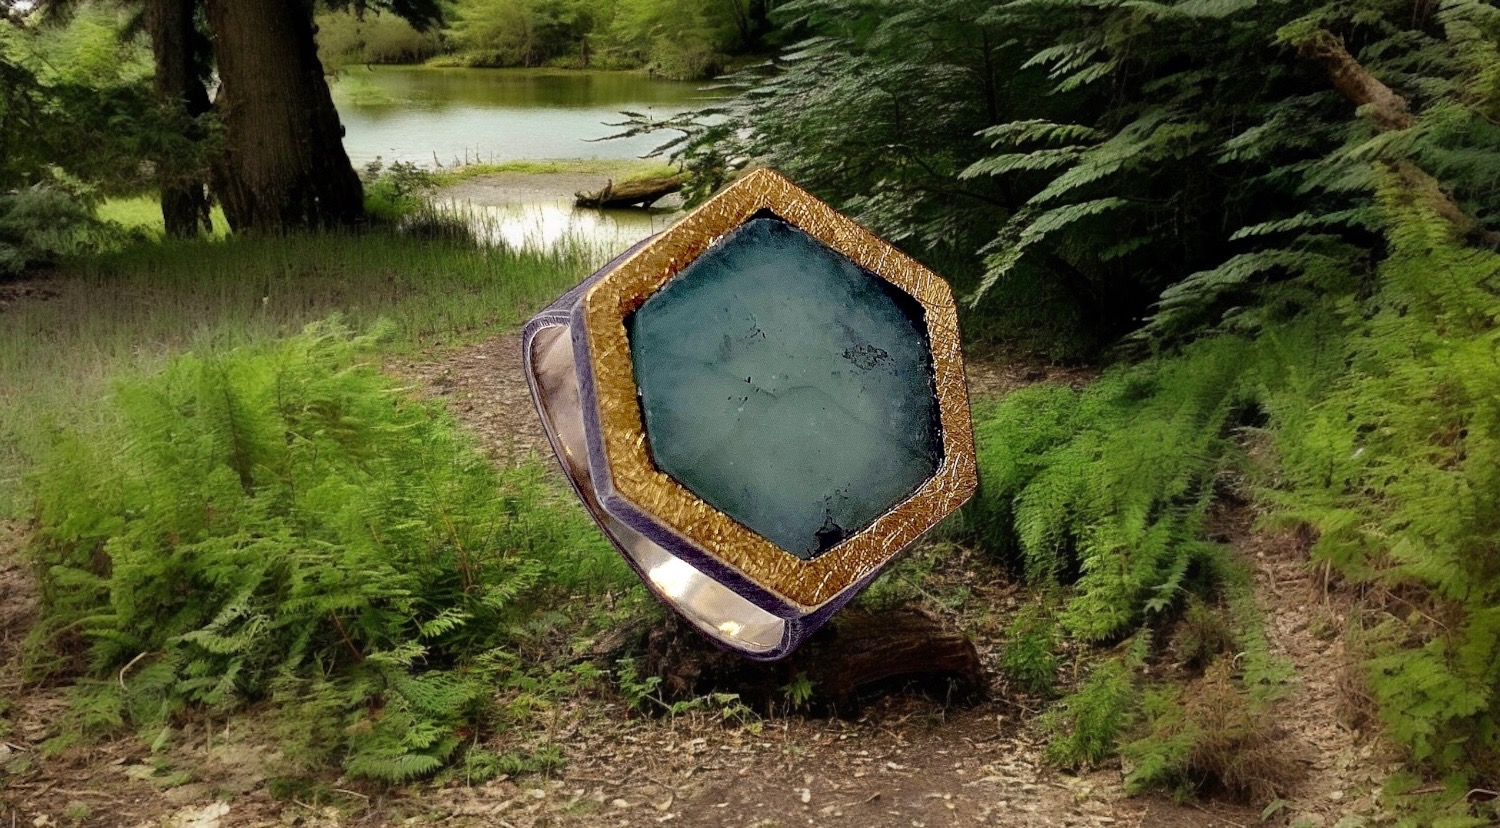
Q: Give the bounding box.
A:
[626,216,942,560]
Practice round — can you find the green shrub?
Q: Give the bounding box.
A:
[969,337,1255,641]
[1267,185,1500,777]
[361,160,478,244]
[977,178,1500,792]
[26,321,617,781]
[316,11,446,67]
[362,159,439,221]
[1041,652,1137,769]
[0,177,118,275]
[447,0,590,68]
[999,602,1060,696]
[1122,658,1292,801]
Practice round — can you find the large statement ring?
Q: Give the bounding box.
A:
[522,169,977,660]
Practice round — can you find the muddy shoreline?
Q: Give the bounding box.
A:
[438,171,615,206]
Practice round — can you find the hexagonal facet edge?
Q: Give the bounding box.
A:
[626,215,943,560]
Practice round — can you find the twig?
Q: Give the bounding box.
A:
[1458,787,1500,805]
[118,651,157,689]
[330,613,365,662]
[1402,784,1446,795]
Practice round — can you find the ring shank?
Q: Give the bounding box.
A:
[526,323,787,655]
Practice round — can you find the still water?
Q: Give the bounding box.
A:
[332,66,707,167]
[331,67,709,250]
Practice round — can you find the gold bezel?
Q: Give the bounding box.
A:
[581,169,977,609]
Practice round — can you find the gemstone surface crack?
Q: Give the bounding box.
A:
[626,216,943,560]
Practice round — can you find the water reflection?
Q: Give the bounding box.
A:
[441,198,677,252]
[332,67,709,250]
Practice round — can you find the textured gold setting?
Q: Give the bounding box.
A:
[582,168,977,610]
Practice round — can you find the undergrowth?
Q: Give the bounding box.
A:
[971,178,1500,815]
[0,228,593,516]
[1268,183,1500,782]
[24,322,628,781]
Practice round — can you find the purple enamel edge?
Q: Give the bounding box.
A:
[520,235,902,661]
[567,301,804,620]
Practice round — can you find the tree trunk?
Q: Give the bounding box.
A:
[203,0,363,233]
[574,174,685,209]
[145,0,213,238]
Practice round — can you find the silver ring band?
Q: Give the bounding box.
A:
[521,170,977,660]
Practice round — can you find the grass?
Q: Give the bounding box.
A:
[0,228,598,516]
[96,196,229,239]
[432,158,678,187]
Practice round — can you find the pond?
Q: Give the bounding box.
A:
[332,66,711,166]
[331,66,711,251]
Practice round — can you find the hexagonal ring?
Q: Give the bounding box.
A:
[522,169,976,659]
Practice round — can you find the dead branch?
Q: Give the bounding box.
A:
[1297,30,1499,246]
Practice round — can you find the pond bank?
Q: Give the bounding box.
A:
[432,160,683,251]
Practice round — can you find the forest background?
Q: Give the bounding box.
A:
[2,0,1500,825]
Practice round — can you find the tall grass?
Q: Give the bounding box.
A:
[0,230,597,515]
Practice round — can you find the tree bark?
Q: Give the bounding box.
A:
[1298,31,1498,246]
[203,0,364,233]
[145,0,213,238]
[574,174,685,209]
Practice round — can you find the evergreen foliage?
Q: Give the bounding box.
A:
[973,179,1500,796]
[0,5,161,195]
[635,0,1500,356]
[0,175,118,275]
[1268,184,1500,775]
[26,322,622,780]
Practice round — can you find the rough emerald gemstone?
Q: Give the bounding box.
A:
[626,216,942,560]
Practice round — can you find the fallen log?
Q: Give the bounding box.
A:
[625,607,987,715]
[575,174,685,209]
[1297,30,1499,247]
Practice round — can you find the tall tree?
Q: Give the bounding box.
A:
[202,0,440,234]
[203,0,362,233]
[144,0,212,238]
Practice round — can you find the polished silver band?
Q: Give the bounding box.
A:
[524,315,799,657]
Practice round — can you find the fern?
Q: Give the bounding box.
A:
[971,336,1253,641]
[26,321,617,781]
[1264,184,1500,776]
[999,602,1062,695]
[1042,652,1139,768]
[636,0,1500,358]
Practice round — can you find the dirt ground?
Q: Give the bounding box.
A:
[0,330,1384,827]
